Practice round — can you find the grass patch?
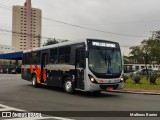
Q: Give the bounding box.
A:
[124,77,160,91]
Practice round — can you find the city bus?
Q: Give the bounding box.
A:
[21,39,124,93]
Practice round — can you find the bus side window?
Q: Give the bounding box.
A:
[25,53,31,64]
[22,54,25,64]
[32,51,39,64]
[50,48,58,64]
[58,47,70,64]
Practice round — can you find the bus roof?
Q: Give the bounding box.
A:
[23,38,119,53]
[23,39,86,53]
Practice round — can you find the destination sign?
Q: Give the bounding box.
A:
[92,42,116,48]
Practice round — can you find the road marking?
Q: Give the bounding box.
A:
[0,104,25,111]
[0,104,74,120]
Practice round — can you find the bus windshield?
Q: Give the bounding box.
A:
[88,48,122,74]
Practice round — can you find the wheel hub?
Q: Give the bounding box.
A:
[65,81,72,91]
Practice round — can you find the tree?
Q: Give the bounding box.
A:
[43,38,68,46]
[129,46,144,63]
[43,38,59,46]
[129,30,160,82]
[141,40,151,80]
[129,40,151,80]
[123,55,129,64]
[150,31,160,68]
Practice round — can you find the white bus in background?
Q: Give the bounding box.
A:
[124,64,160,73]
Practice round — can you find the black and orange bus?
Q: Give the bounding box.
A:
[21,39,124,93]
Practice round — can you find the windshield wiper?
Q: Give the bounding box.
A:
[97,47,106,63]
[96,47,115,73]
[106,49,115,73]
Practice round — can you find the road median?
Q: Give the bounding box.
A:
[111,88,160,95]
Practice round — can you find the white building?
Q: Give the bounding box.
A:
[0,44,15,53]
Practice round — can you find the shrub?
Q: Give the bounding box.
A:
[123,74,129,82]
[131,72,143,84]
[149,71,158,84]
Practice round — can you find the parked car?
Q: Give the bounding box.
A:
[130,68,153,77]
[10,66,21,74]
[0,66,6,73]
[16,66,21,73]
[137,68,153,75]
[10,69,17,74]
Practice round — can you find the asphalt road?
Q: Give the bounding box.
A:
[0,74,160,120]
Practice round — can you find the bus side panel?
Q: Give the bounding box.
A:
[21,65,32,81]
[46,64,75,87]
[46,69,63,87]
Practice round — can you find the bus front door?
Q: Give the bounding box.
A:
[75,48,85,90]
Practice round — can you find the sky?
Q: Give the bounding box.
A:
[0,0,160,55]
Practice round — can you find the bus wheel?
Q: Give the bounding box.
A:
[32,75,39,87]
[64,78,74,94]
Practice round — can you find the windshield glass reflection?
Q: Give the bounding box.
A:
[89,48,122,74]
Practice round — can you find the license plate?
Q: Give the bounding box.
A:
[107,87,113,91]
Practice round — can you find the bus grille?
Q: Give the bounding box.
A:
[100,84,119,90]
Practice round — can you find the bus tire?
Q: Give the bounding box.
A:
[64,77,74,94]
[32,75,39,88]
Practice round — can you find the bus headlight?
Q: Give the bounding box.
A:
[88,74,97,83]
[120,77,124,82]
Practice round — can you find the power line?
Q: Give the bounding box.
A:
[42,17,147,37]
[0,3,148,38]
[0,27,67,43]
[0,27,136,47]
[79,20,160,26]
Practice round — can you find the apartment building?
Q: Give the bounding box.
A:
[12,0,41,51]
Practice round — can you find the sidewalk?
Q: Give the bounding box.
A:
[111,88,160,95]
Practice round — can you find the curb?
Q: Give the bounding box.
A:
[110,90,160,95]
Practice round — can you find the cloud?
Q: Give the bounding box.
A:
[0,0,160,55]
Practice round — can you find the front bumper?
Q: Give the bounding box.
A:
[87,82,124,91]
